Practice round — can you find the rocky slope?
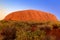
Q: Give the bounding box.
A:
[4,10,57,22]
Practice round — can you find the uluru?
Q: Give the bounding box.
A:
[4,10,57,22]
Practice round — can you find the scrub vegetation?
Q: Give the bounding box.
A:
[0,20,60,40]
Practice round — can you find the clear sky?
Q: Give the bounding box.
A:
[0,0,60,20]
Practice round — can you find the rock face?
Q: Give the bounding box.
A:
[4,10,57,22]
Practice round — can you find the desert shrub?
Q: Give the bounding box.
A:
[1,26,16,40]
[53,24,58,29]
[16,28,46,40]
[0,20,60,40]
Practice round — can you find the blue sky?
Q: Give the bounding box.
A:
[0,0,60,20]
